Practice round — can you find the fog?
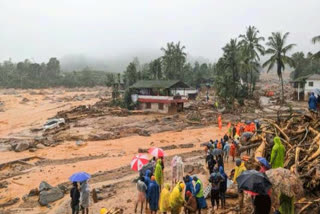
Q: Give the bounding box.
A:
[0,0,319,72]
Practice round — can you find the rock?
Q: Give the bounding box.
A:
[127,199,132,203]
[36,143,46,149]
[97,196,103,201]
[29,148,37,152]
[0,144,12,152]
[160,145,178,150]
[28,188,40,196]
[138,148,148,153]
[92,188,98,203]
[138,130,150,136]
[0,181,8,189]
[179,143,194,149]
[0,197,20,208]
[14,141,30,152]
[76,140,87,147]
[39,187,64,206]
[39,181,53,192]
[57,184,68,194]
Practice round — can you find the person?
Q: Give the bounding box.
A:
[233,159,246,183]
[219,166,227,209]
[184,175,194,201]
[217,140,222,149]
[148,176,160,214]
[308,92,317,112]
[279,193,294,214]
[169,182,185,214]
[135,177,147,214]
[223,134,229,143]
[217,154,224,169]
[150,157,157,169]
[270,136,286,168]
[79,180,90,214]
[70,182,80,214]
[253,194,272,214]
[160,156,165,171]
[229,169,235,180]
[144,169,151,210]
[223,140,230,162]
[206,153,216,174]
[155,159,164,189]
[230,141,236,162]
[159,183,171,214]
[193,176,207,213]
[184,191,197,214]
[218,114,222,130]
[232,125,237,138]
[209,173,221,210]
[233,159,246,210]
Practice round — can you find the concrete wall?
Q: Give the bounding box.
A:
[139,102,170,114]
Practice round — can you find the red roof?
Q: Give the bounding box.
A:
[138,98,187,104]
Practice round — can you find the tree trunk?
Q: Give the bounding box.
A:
[280,73,284,104]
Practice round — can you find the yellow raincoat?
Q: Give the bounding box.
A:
[169,183,184,214]
[233,162,246,183]
[159,183,171,212]
[154,159,163,186]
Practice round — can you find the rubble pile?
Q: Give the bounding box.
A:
[245,113,320,213]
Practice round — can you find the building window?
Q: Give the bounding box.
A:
[146,103,151,109]
[158,103,164,110]
[309,82,314,87]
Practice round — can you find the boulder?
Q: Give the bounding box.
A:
[14,141,30,152]
[0,144,12,152]
[28,188,40,196]
[36,144,46,149]
[29,148,37,152]
[39,187,64,206]
[57,184,68,194]
[39,181,53,192]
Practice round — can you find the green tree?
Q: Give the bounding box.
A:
[222,39,241,99]
[239,26,265,95]
[312,35,320,58]
[149,58,162,80]
[161,42,187,80]
[263,32,295,103]
[124,62,138,87]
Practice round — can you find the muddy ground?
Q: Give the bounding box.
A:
[0,73,309,214]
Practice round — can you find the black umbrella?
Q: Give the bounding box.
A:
[236,170,272,195]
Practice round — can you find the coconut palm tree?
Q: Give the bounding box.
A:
[239,26,265,95]
[263,32,295,103]
[312,35,320,58]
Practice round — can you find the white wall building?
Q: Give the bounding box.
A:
[304,74,320,100]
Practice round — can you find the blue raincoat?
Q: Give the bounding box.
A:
[148,180,160,211]
[185,178,194,200]
[144,170,151,199]
[309,94,317,110]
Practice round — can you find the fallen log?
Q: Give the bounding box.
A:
[239,143,261,153]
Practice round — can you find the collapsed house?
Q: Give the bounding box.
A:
[130,80,196,114]
[291,74,320,101]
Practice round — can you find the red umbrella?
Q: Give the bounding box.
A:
[131,154,149,171]
[148,147,165,158]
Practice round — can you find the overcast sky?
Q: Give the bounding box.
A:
[0,0,319,63]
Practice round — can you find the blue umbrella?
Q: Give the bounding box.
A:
[257,157,271,169]
[69,172,91,182]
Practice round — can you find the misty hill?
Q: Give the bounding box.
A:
[60,52,212,73]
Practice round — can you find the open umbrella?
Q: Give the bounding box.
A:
[266,168,304,198]
[69,172,91,182]
[131,154,149,171]
[148,147,165,158]
[211,148,223,156]
[236,170,272,195]
[257,157,271,169]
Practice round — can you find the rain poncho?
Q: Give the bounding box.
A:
[154,159,163,186]
[169,183,184,214]
[233,162,246,183]
[194,178,207,209]
[80,180,90,208]
[148,180,160,211]
[171,156,184,183]
[308,93,317,110]
[270,137,285,169]
[144,170,151,199]
[185,177,194,201]
[159,183,171,212]
[279,193,294,214]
